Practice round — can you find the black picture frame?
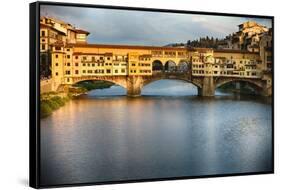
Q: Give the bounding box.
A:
[30,1,274,188]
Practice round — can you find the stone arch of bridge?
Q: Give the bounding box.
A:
[152,60,164,71]
[178,59,191,72]
[72,77,128,89]
[143,77,202,89]
[215,78,264,93]
[164,60,177,72]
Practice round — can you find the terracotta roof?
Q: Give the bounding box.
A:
[70,43,191,51]
[214,49,259,54]
[72,52,112,56]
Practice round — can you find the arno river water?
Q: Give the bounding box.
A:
[40,80,272,186]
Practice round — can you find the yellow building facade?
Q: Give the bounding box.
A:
[39,17,271,93]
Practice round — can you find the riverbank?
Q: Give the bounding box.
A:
[40,81,114,118]
[40,92,72,118]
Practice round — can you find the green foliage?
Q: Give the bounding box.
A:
[74,81,113,91]
[40,100,53,118]
[51,96,66,107]
[40,81,113,118]
[40,95,69,118]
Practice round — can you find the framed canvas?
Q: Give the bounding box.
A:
[29,1,274,188]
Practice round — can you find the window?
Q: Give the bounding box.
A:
[106,69,111,73]
[55,54,58,58]
[42,31,45,36]
[83,70,86,73]
[65,71,71,75]
[55,72,58,76]
[100,57,104,60]
[75,56,78,59]
[115,70,118,73]
[107,57,110,60]
[75,70,79,74]
[121,69,125,73]
[41,44,45,50]
[267,56,272,62]
[67,49,70,51]
[75,63,79,66]
[67,55,70,59]
[67,63,70,66]
[83,63,86,67]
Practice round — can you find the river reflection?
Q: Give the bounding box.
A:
[40,80,272,186]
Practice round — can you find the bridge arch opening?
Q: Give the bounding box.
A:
[142,79,199,96]
[164,60,177,72]
[152,60,163,72]
[216,80,263,95]
[178,60,190,73]
[73,80,126,96]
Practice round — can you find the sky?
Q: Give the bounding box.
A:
[41,5,272,46]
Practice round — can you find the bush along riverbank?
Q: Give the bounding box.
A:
[40,93,72,118]
[74,81,114,91]
[40,81,114,118]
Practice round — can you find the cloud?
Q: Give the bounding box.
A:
[40,5,272,46]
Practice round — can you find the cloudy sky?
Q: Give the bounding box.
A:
[41,5,272,46]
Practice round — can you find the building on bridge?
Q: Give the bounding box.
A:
[40,17,272,97]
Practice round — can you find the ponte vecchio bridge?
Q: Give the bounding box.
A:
[41,43,272,97]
